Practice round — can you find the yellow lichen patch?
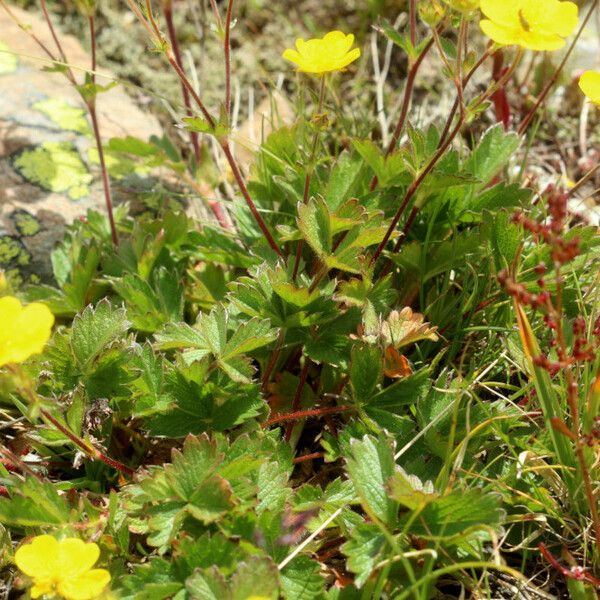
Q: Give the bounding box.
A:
[13,142,92,200]
[33,98,91,135]
[0,41,18,75]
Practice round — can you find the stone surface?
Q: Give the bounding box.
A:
[0,5,161,284]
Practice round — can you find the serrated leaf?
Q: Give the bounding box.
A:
[401,487,504,538]
[297,196,332,258]
[230,556,279,600]
[146,375,264,437]
[341,522,387,588]
[70,299,130,368]
[324,151,364,210]
[281,556,326,600]
[162,434,222,500]
[0,478,71,527]
[156,306,277,382]
[345,435,397,526]
[463,124,520,188]
[350,343,382,403]
[257,461,291,513]
[186,567,230,600]
[387,467,438,510]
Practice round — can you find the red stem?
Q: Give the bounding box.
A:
[266,404,353,428]
[293,452,324,464]
[163,3,202,167]
[221,141,284,258]
[292,75,327,280]
[41,410,134,477]
[224,0,234,116]
[408,0,417,47]
[88,15,118,246]
[284,361,310,441]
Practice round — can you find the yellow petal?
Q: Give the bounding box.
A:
[479,19,522,46]
[521,0,578,37]
[0,298,54,366]
[282,48,302,66]
[58,569,111,600]
[335,47,362,71]
[549,0,578,36]
[31,579,55,599]
[15,535,60,579]
[0,295,22,322]
[58,538,100,578]
[479,0,521,27]
[579,70,600,104]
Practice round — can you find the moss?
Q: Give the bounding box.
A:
[13,142,92,200]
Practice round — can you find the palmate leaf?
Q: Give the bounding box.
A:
[145,372,264,437]
[155,305,277,383]
[70,299,130,369]
[228,264,338,330]
[122,433,293,548]
[296,197,387,274]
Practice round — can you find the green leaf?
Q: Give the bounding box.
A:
[350,343,382,403]
[368,368,431,410]
[325,151,364,210]
[0,478,71,527]
[398,486,504,538]
[145,375,264,437]
[155,306,277,383]
[463,124,520,188]
[70,300,130,368]
[345,435,397,526]
[281,556,326,600]
[186,567,230,600]
[297,196,332,258]
[341,522,387,588]
[230,556,279,600]
[164,434,223,500]
[187,476,235,523]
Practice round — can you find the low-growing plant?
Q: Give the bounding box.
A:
[0,0,599,598]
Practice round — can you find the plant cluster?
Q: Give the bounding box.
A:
[0,0,599,598]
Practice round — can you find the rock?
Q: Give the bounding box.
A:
[0,5,161,284]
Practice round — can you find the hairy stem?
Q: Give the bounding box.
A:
[88,15,119,246]
[292,75,327,280]
[41,409,134,476]
[163,1,202,167]
[284,360,310,441]
[224,0,234,116]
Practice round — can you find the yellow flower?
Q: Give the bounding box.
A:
[579,70,600,105]
[282,31,361,74]
[479,0,578,51]
[15,535,111,600]
[0,296,54,367]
